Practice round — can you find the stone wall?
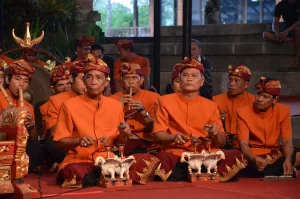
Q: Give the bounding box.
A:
[103,23,297,95]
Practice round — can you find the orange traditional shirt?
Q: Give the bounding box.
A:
[0,89,35,121]
[237,103,292,156]
[213,92,255,134]
[110,89,160,140]
[53,94,124,171]
[152,93,225,156]
[39,101,49,135]
[46,89,76,130]
[113,54,150,80]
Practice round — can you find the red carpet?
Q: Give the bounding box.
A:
[22,172,300,199]
[278,96,300,116]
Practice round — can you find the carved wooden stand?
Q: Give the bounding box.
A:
[188,166,221,183]
[0,102,40,198]
[98,173,132,188]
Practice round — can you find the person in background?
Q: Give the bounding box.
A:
[191,39,213,99]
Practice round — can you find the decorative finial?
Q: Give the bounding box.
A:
[12,22,44,48]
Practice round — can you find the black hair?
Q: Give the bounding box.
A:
[191,39,202,48]
[91,43,104,53]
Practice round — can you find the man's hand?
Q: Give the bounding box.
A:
[173,133,189,145]
[77,135,95,147]
[283,158,294,176]
[128,100,143,110]
[204,123,220,136]
[24,113,35,130]
[118,122,131,136]
[220,110,227,122]
[254,156,269,171]
[120,94,132,105]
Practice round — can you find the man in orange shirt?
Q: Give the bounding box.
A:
[55,56,159,187]
[213,65,255,148]
[46,59,87,135]
[151,58,247,182]
[39,65,71,172]
[0,60,43,172]
[237,77,300,177]
[111,62,160,155]
[40,65,71,134]
[114,39,151,92]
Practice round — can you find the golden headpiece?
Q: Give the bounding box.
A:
[12,22,44,48]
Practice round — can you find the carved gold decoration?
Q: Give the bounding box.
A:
[12,22,44,48]
[0,105,30,179]
[0,166,11,181]
[136,157,160,184]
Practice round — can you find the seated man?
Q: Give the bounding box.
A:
[111,62,160,155]
[46,59,87,135]
[165,65,181,94]
[263,0,300,70]
[55,56,159,188]
[0,60,42,172]
[114,39,151,92]
[237,77,300,177]
[39,65,71,172]
[151,58,247,182]
[213,65,254,137]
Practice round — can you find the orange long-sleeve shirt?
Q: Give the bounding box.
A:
[53,94,124,171]
[213,92,255,134]
[237,103,292,156]
[152,93,225,156]
[110,89,159,140]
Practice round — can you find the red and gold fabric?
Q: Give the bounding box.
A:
[174,57,204,74]
[255,77,281,96]
[83,54,110,75]
[115,39,134,50]
[50,64,70,85]
[75,36,95,47]
[154,150,248,182]
[9,59,35,78]
[171,64,181,81]
[119,62,143,76]
[228,65,251,81]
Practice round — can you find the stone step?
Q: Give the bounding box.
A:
[104,42,295,56]
[159,72,300,96]
[161,23,273,43]
[292,116,300,147]
[104,42,295,72]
